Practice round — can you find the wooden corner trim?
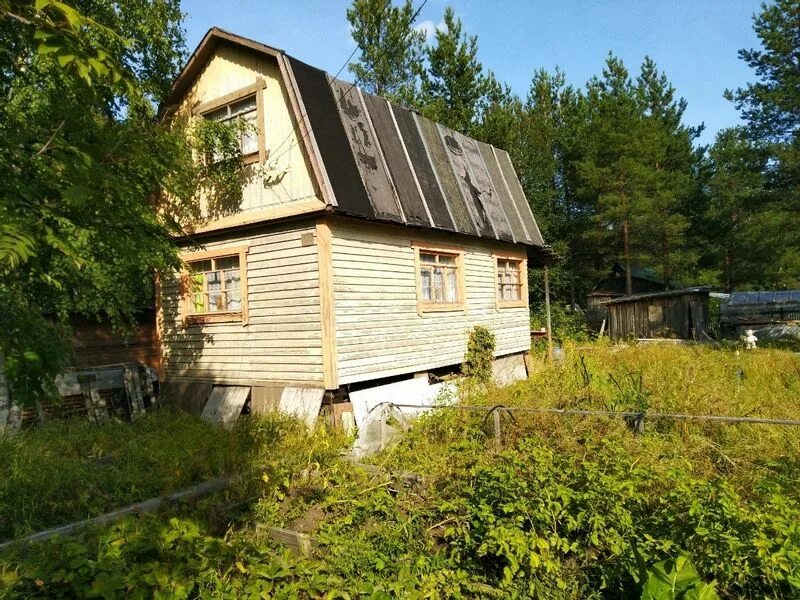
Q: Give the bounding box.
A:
[316,220,338,389]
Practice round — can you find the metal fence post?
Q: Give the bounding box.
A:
[493,409,502,449]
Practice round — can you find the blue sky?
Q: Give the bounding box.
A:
[181,0,763,146]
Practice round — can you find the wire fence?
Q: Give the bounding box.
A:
[367,401,800,450]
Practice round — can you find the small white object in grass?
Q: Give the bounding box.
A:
[744,329,758,350]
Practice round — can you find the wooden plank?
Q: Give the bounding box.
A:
[201,386,250,426]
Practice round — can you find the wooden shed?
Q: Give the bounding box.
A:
[604,287,710,340]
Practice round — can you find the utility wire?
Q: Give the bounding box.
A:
[265,0,428,167]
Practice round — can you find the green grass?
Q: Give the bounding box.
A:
[1,344,799,598]
[0,411,251,542]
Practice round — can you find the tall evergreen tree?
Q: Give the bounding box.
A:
[346,0,425,102]
[575,55,648,295]
[700,128,774,290]
[634,57,702,285]
[726,0,800,287]
[419,6,487,133]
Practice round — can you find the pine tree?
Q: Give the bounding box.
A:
[575,55,647,295]
[419,6,487,133]
[346,0,426,102]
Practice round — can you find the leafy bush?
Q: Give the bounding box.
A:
[463,325,496,383]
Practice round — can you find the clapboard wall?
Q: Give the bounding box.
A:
[329,219,531,385]
[160,221,324,387]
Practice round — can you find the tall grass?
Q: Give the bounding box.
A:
[0,411,250,542]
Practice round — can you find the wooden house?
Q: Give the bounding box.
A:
[605,287,710,340]
[157,29,552,415]
[587,262,666,308]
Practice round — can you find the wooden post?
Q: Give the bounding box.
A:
[123,364,145,420]
[79,372,106,424]
[379,406,388,451]
[544,265,554,361]
[493,410,502,449]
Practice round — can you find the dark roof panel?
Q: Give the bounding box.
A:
[478,141,528,243]
[416,115,476,235]
[729,290,800,306]
[390,104,454,230]
[494,149,544,246]
[328,78,404,223]
[458,133,514,242]
[287,58,373,218]
[361,93,430,227]
[437,125,495,238]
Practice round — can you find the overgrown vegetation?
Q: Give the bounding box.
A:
[463,325,496,383]
[1,345,798,598]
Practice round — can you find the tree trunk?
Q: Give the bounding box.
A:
[623,218,633,296]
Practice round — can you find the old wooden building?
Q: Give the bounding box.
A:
[605,287,710,340]
[157,29,551,414]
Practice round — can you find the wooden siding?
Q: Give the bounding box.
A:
[178,43,322,220]
[329,220,531,385]
[69,312,159,369]
[160,223,324,386]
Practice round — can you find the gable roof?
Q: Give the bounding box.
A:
[165,28,551,258]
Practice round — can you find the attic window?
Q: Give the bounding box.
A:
[195,79,267,165]
[205,95,259,157]
[412,241,465,314]
[494,252,528,309]
[180,246,249,325]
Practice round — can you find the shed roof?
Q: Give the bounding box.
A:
[602,287,711,305]
[728,290,800,306]
[165,28,551,259]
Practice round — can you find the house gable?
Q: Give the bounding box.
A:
[168,35,326,231]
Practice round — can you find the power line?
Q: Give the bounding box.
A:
[265,0,428,167]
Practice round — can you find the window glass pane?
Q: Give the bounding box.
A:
[225,268,241,290]
[433,267,444,302]
[229,96,256,116]
[420,253,436,264]
[190,260,212,273]
[446,268,457,302]
[216,256,239,271]
[205,106,228,121]
[227,287,242,311]
[208,292,225,312]
[207,271,222,292]
[439,255,456,265]
[420,268,432,300]
[241,129,259,155]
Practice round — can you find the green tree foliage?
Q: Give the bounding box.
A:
[419,6,487,133]
[345,0,425,102]
[0,0,245,403]
[699,128,773,290]
[724,0,800,287]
